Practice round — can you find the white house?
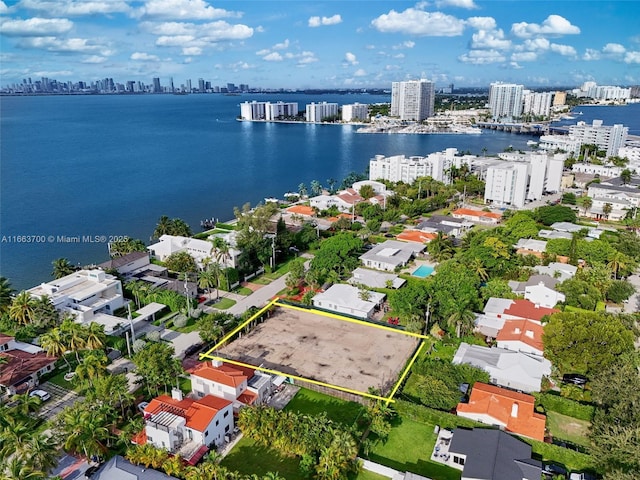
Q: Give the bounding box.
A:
[496,319,545,357]
[534,262,577,281]
[452,343,552,393]
[509,275,565,308]
[312,284,385,319]
[359,240,425,272]
[189,360,273,409]
[148,234,239,269]
[348,268,405,289]
[141,389,233,458]
[27,269,126,327]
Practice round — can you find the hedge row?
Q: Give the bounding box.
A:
[534,392,595,421]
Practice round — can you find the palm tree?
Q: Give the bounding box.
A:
[198,267,218,301]
[2,456,44,480]
[607,251,629,280]
[326,178,337,194]
[0,277,14,313]
[426,232,454,262]
[582,196,593,217]
[447,306,476,338]
[603,202,613,220]
[28,432,59,473]
[83,322,106,350]
[298,183,308,198]
[75,351,108,387]
[470,258,489,282]
[87,374,134,419]
[153,215,172,239]
[310,180,322,196]
[10,392,42,417]
[8,291,35,326]
[51,258,76,279]
[59,403,111,459]
[40,327,71,369]
[162,455,185,478]
[60,318,86,363]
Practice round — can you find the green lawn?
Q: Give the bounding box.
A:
[167,317,199,333]
[284,388,365,427]
[213,297,236,310]
[221,436,304,480]
[547,411,591,447]
[251,276,272,285]
[355,470,390,480]
[234,286,253,296]
[44,367,78,391]
[367,417,461,480]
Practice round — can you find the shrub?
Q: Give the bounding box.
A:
[132,339,147,353]
[534,392,595,421]
[173,315,188,328]
[146,330,161,342]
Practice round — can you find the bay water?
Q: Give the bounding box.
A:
[1,94,638,289]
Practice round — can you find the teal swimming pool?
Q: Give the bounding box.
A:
[412,265,434,278]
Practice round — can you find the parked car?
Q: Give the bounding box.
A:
[543,463,568,478]
[562,373,588,386]
[29,389,51,402]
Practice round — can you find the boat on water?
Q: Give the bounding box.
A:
[527,140,538,146]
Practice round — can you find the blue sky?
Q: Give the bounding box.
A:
[1,0,639,89]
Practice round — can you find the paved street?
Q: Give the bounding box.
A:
[36,382,82,420]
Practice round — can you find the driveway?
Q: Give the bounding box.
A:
[36,382,82,419]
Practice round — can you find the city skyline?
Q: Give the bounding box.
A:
[1,1,639,89]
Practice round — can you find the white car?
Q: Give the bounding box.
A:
[29,389,51,402]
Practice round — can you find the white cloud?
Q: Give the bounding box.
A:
[18,0,131,16]
[458,49,505,64]
[511,15,580,38]
[17,36,107,53]
[345,52,358,64]
[155,35,195,47]
[511,51,538,62]
[297,52,318,65]
[550,43,576,57]
[82,55,107,64]
[1,17,73,36]
[141,21,195,36]
[625,51,640,64]
[0,1,8,14]
[135,0,241,20]
[131,52,160,61]
[436,0,478,8]
[371,8,465,36]
[182,46,202,55]
[256,48,270,56]
[466,16,496,30]
[272,39,289,50]
[263,52,283,61]
[471,29,510,50]
[394,53,405,59]
[354,68,367,76]
[509,61,523,69]
[392,40,415,49]
[199,21,253,41]
[308,14,342,27]
[582,48,601,61]
[603,43,625,54]
[521,37,550,51]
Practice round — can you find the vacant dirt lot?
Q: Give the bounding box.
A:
[215,307,419,395]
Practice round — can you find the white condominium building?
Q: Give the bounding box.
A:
[240,101,299,120]
[342,103,369,122]
[522,91,553,118]
[540,120,628,157]
[369,148,459,184]
[266,101,298,120]
[484,153,564,208]
[574,82,631,101]
[305,102,339,122]
[390,79,435,121]
[488,82,524,120]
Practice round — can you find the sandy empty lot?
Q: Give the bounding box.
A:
[215,306,419,395]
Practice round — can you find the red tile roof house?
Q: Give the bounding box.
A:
[136,389,233,464]
[0,334,57,397]
[475,298,558,338]
[189,360,274,413]
[452,208,503,225]
[496,319,545,357]
[456,382,546,441]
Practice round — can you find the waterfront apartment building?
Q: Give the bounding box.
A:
[390,79,435,121]
[342,103,369,122]
[240,101,299,121]
[539,120,628,157]
[488,82,524,120]
[305,102,339,122]
[369,148,460,184]
[574,82,631,101]
[484,152,564,208]
[522,91,553,118]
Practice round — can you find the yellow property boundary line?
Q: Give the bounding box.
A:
[200,299,428,403]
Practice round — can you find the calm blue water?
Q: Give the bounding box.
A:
[553,103,640,136]
[412,265,435,278]
[1,94,638,290]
